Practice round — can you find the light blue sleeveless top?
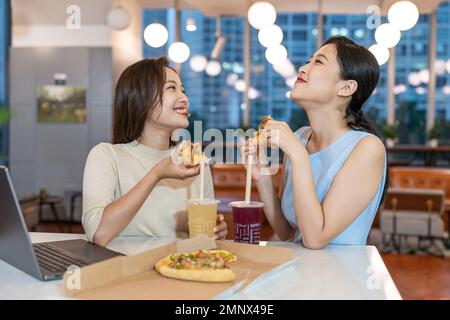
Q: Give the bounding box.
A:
[281,126,387,245]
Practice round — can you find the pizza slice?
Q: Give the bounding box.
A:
[259,115,273,130]
[154,249,237,283]
[177,141,204,166]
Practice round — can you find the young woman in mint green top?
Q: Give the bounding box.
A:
[242,37,387,249]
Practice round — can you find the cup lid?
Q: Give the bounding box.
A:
[228,201,264,208]
[187,199,220,205]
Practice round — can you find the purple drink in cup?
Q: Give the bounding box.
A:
[228,201,264,244]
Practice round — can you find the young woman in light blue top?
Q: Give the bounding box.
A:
[242,37,387,249]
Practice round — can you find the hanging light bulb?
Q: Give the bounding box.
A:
[435,59,447,75]
[388,1,419,31]
[190,55,207,72]
[234,80,247,92]
[186,18,197,32]
[415,87,427,95]
[248,87,260,100]
[418,69,430,84]
[258,24,283,48]
[107,6,131,31]
[443,85,450,95]
[226,73,238,86]
[265,45,287,65]
[273,59,296,78]
[408,72,421,86]
[205,60,222,76]
[375,23,401,48]
[168,42,190,63]
[339,27,349,37]
[285,77,296,88]
[247,2,277,30]
[368,44,390,65]
[394,84,407,95]
[144,23,169,48]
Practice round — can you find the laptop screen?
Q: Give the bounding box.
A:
[0,166,43,279]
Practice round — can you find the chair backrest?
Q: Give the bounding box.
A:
[389,167,450,200]
[382,187,445,216]
[18,193,40,230]
[211,164,282,195]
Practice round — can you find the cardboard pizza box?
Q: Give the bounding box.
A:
[63,238,295,300]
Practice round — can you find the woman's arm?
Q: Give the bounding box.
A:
[92,168,161,246]
[83,145,200,247]
[289,135,385,249]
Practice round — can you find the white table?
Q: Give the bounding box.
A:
[0,232,402,300]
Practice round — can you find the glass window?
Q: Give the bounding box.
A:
[292,14,307,25]
[330,16,347,25]
[435,2,450,145]
[0,1,10,165]
[141,7,450,146]
[277,15,288,26]
[291,45,308,57]
[398,44,408,56]
[292,30,307,41]
[142,9,319,130]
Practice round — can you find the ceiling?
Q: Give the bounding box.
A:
[141,0,446,16]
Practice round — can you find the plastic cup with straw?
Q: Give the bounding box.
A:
[187,150,219,238]
[228,154,264,244]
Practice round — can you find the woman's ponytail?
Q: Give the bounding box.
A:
[346,103,380,138]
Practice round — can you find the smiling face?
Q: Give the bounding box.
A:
[149,67,190,130]
[290,44,352,108]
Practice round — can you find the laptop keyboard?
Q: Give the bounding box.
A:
[33,243,91,273]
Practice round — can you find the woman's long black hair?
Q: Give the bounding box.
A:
[322,36,389,205]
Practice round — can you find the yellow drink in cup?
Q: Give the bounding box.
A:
[187,199,219,238]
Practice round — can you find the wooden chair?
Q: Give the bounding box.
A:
[38,189,65,232]
[389,167,450,231]
[18,194,40,231]
[380,187,446,257]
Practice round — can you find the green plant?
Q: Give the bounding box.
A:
[381,123,399,139]
[0,105,11,128]
[427,123,443,140]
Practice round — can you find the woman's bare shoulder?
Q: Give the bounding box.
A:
[352,134,386,164]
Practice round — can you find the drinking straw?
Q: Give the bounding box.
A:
[199,153,205,203]
[245,155,253,203]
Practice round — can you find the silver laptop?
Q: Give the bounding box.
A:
[0,166,122,281]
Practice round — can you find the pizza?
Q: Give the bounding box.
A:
[259,115,273,129]
[154,249,237,283]
[252,115,272,144]
[176,141,203,166]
